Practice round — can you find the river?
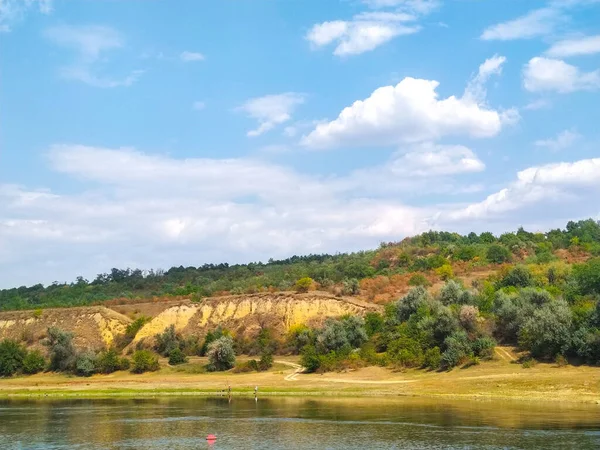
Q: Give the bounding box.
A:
[1,397,599,449]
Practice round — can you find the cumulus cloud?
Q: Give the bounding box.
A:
[180,51,204,62]
[44,24,143,88]
[445,157,600,223]
[302,57,515,149]
[546,35,600,57]
[236,93,305,137]
[523,57,600,93]
[535,129,581,151]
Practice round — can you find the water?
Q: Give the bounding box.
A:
[0,397,599,449]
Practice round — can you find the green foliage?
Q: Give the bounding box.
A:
[0,339,26,377]
[206,336,236,371]
[364,312,384,337]
[258,352,273,371]
[423,347,442,370]
[497,266,533,289]
[96,348,130,374]
[155,325,180,356]
[573,258,600,296]
[342,278,360,295]
[396,287,431,322]
[131,350,160,373]
[294,277,313,293]
[168,348,188,365]
[518,299,572,359]
[441,331,472,369]
[200,326,226,356]
[408,273,430,287]
[435,264,454,281]
[22,350,46,374]
[486,244,511,264]
[46,327,77,372]
[300,344,321,373]
[75,351,97,377]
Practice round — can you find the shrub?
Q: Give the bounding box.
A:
[441,331,472,369]
[397,287,431,322]
[342,278,360,295]
[342,316,368,348]
[300,345,321,373]
[459,305,479,331]
[22,350,46,374]
[0,339,26,377]
[155,325,180,357]
[498,266,533,288]
[168,348,188,365]
[131,350,160,373]
[200,327,226,356]
[555,354,568,367]
[436,264,454,281]
[486,244,511,264]
[96,348,122,374]
[46,327,77,372]
[388,337,423,368]
[75,351,97,377]
[408,273,430,287]
[471,336,496,359]
[258,352,273,371]
[294,277,314,293]
[206,336,236,372]
[423,347,442,370]
[439,280,463,305]
[119,357,131,371]
[287,324,313,354]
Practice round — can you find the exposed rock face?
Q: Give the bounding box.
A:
[0,292,380,351]
[131,292,380,345]
[0,307,131,351]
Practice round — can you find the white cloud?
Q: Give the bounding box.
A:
[44,25,143,88]
[236,93,305,137]
[390,144,485,176]
[464,54,506,102]
[362,0,440,14]
[523,57,600,93]
[192,101,206,111]
[0,0,51,32]
[524,98,552,110]
[546,35,600,57]
[535,129,581,151]
[306,14,420,56]
[446,157,600,223]
[180,51,205,62]
[302,60,515,149]
[481,7,561,41]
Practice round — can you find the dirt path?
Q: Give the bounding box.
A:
[276,360,304,381]
[495,347,517,362]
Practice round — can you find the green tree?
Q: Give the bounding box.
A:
[46,327,77,372]
[519,300,572,359]
[96,348,124,374]
[486,244,511,264]
[131,350,160,373]
[294,277,314,293]
[0,339,26,377]
[206,336,236,371]
[75,351,97,377]
[364,312,384,337]
[22,350,46,375]
[168,348,188,365]
[155,325,180,356]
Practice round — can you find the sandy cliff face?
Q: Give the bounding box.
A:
[0,307,131,350]
[131,292,380,345]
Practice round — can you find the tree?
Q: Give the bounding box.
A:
[342,316,368,348]
[131,350,160,373]
[486,244,511,264]
[497,266,533,288]
[364,312,384,337]
[46,327,77,372]
[317,319,349,352]
[573,259,600,296]
[439,280,463,305]
[0,339,26,377]
[207,336,236,371]
[519,300,572,359]
[96,348,129,374]
[75,351,97,377]
[22,350,46,374]
[436,264,454,281]
[396,287,431,322]
[168,348,188,365]
[155,325,180,356]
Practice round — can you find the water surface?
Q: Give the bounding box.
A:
[1,397,599,449]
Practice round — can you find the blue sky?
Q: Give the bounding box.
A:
[1,0,600,287]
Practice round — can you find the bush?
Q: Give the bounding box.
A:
[0,339,26,377]
[46,327,77,372]
[408,273,430,287]
[200,327,226,356]
[317,319,349,352]
[342,278,360,295]
[75,351,97,377]
[397,287,431,322]
[342,316,368,348]
[258,352,273,371]
[440,280,463,305]
[498,266,533,288]
[294,277,314,293]
[471,336,496,359]
[168,348,188,365]
[22,350,46,374]
[301,345,321,373]
[459,305,479,331]
[364,312,384,337]
[486,244,511,264]
[206,336,236,371]
[441,331,472,369]
[131,350,160,373]
[423,347,442,370]
[96,348,122,374]
[155,325,180,357]
[436,264,454,281]
[388,337,423,368]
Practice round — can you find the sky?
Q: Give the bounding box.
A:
[1,0,600,287]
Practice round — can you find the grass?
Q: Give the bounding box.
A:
[1,352,599,404]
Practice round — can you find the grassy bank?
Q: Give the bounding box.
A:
[1,354,600,405]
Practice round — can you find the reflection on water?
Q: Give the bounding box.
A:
[0,397,599,449]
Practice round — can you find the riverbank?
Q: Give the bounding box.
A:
[1,354,600,404]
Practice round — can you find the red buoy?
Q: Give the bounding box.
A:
[206,434,217,441]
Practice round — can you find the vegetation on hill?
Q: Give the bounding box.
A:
[1,219,600,311]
